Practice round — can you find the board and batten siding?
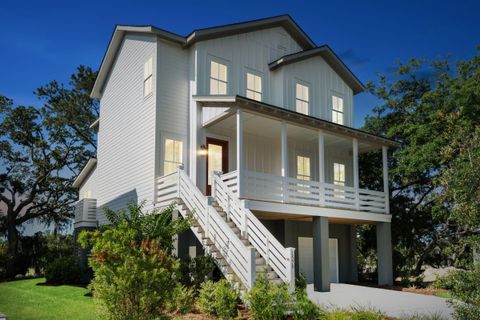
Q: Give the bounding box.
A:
[96,33,157,224]
[196,27,302,124]
[155,39,190,178]
[281,56,354,127]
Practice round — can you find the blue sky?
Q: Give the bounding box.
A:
[1,0,479,128]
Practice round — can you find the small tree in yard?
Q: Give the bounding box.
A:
[79,202,191,320]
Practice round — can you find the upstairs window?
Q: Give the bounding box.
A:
[332,95,344,125]
[333,163,345,186]
[297,156,311,181]
[164,139,183,175]
[246,72,262,101]
[210,61,228,95]
[295,83,309,115]
[144,57,153,97]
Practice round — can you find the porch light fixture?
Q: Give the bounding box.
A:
[198,145,208,156]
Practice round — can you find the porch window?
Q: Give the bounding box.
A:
[164,139,183,175]
[296,83,309,115]
[144,57,153,97]
[297,156,311,181]
[246,72,262,101]
[210,61,228,95]
[332,95,344,125]
[333,162,346,199]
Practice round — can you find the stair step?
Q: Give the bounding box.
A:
[257,270,277,279]
[255,257,265,265]
[269,278,284,286]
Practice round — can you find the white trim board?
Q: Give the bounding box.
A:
[243,199,392,223]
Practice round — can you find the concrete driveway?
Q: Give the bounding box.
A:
[307,283,454,319]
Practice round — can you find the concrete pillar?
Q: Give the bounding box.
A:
[376,222,393,285]
[313,216,330,292]
[349,225,358,283]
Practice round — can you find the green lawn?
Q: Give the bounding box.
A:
[433,291,452,299]
[0,278,96,320]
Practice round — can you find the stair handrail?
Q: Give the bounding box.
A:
[174,167,256,289]
[212,171,295,291]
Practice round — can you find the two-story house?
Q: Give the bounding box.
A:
[73,15,397,292]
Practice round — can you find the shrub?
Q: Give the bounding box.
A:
[168,284,196,314]
[197,280,239,319]
[79,202,191,320]
[295,272,307,291]
[444,265,480,320]
[179,255,217,290]
[293,289,323,320]
[0,241,7,279]
[324,308,384,320]
[44,256,82,284]
[247,275,292,320]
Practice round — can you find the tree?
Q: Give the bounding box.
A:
[360,49,480,277]
[0,66,97,278]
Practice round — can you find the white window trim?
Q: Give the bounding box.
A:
[160,133,187,176]
[331,93,345,125]
[245,70,263,102]
[296,155,311,181]
[295,81,310,115]
[143,57,153,98]
[208,57,230,95]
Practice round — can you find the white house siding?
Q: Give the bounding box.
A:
[96,33,157,224]
[279,56,354,127]
[155,39,190,178]
[196,27,302,103]
[78,166,98,200]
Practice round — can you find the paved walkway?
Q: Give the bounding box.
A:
[307,283,454,319]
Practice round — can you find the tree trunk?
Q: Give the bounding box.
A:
[6,218,19,279]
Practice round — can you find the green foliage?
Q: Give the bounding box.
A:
[293,288,323,320]
[361,50,480,275]
[247,276,292,320]
[295,272,307,291]
[45,256,82,285]
[197,280,239,319]
[167,284,196,315]
[178,255,217,290]
[322,306,384,320]
[0,66,98,278]
[79,203,191,320]
[446,265,480,319]
[0,241,7,278]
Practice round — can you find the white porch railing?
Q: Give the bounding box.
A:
[222,170,388,214]
[74,198,97,227]
[157,168,256,289]
[213,172,296,292]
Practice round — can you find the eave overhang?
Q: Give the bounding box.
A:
[72,158,97,189]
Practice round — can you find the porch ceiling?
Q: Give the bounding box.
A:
[207,110,380,153]
[196,95,399,149]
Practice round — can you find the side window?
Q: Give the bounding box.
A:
[332,95,344,125]
[246,72,262,101]
[210,61,228,95]
[297,155,311,181]
[333,162,345,186]
[163,138,183,175]
[144,57,153,97]
[295,83,309,115]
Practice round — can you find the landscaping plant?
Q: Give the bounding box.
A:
[197,279,239,319]
[247,275,292,320]
[79,202,191,320]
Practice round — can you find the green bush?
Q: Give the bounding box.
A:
[167,284,196,314]
[445,265,480,319]
[0,241,7,279]
[247,275,292,320]
[79,202,191,320]
[44,256,82,284]
[324,307,384,320]
[293,289,323,320]
[179,255,217,290]
[197,280,239,319]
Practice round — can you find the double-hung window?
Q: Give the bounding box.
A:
[297,156,311,181]
[246,72,262,101]
[144,57,153,97]
[332,95,344,125]
[210,61,228,95]
[333,162,346,198]
[295,83,309,115]
[163,139,183,175]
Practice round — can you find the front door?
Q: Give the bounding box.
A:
[206,137,228,195]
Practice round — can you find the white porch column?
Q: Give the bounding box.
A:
[382,146,390,214]
[353,138,360,210]
[281,121,288,202]
[318,130,325,206]
[237,109,244,198]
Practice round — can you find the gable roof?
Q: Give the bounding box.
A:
[91,15,316,98]
[72,158,97,189]
[269,45,365,94]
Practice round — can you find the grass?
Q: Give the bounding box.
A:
[432,292,451,299]
[0,278,96,320]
